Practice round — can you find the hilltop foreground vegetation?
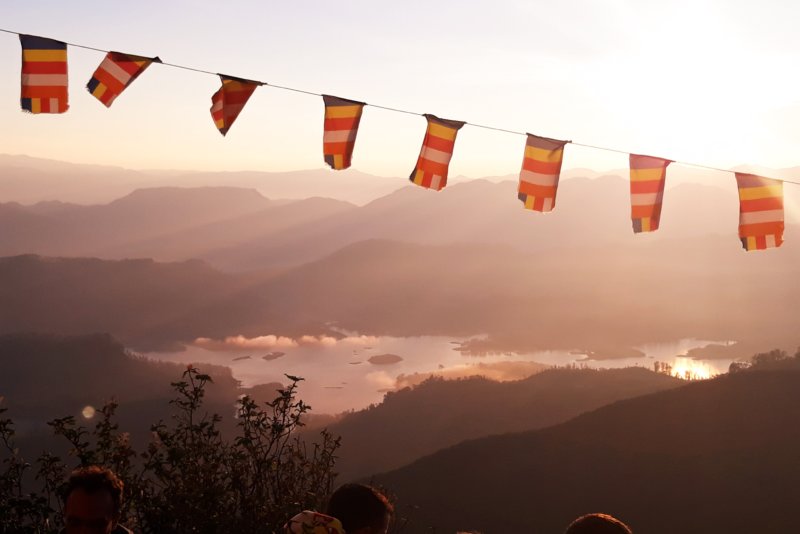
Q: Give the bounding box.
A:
[0,367,339,533]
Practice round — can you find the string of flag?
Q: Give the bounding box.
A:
[2,28,798,252]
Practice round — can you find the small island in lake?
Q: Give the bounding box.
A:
[368,353,404,365]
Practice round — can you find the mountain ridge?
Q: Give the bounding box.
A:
[320,367,682,482]
[372,369,800,534]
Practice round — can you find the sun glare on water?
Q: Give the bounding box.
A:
[670,358,714,381]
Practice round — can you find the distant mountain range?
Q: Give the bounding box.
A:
[3,164,799,272]
[3,153,798,206]
[372,369,800,534]
[0,185,357,266]
[0,154,402,205]
[2,154,798,355]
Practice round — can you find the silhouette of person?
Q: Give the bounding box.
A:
[61,465,132,534]
[326,483,393,534]
[565,513,633,534]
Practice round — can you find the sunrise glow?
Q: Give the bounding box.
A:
[671,358,715,381]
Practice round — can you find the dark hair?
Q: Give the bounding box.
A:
[62,465,124,516]
[326,483,393,532]
[565,513,633,534]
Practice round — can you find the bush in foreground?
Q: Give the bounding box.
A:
[0,367,340,533]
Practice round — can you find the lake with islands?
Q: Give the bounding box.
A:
[144,335,735,414]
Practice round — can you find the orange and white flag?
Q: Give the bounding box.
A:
[87,51,160,107]
[629,154,671,233]
[322,95,365,170]
[20,34,68,114]
[409,114,465,191]
[210,75,260,136]
[518,134,569,212]
[735,173,784,251]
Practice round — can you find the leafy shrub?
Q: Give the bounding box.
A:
[0,367,340,533]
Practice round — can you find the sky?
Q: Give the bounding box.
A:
[1,0,800,180]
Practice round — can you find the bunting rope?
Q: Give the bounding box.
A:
[2,26,800,189]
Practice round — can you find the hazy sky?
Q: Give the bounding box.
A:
[1,0,800,179]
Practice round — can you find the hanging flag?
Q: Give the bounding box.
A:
[629,154,672,233]
[86,52,160,107]
[322,95,365,170]
[19,34,68,114]
[735,173,784,251]
[409,114,465,191]
[210,75,260,136]
[518,134,569,212]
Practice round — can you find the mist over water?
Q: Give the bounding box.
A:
[143,335,733,413]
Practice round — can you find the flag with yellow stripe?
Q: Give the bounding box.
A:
[19,34,68,114]
[518,134,569,212]
[629,154,671,233]
[87,51,160,107]
[210,75,260,136]
[322,95,365,170]
[409,114,465,191]
[735,173,784,251]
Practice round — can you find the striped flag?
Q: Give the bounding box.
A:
[210,75,260,136]
[322,95,365,170]
[19,34,68,114]
[735,173,784,251]
[87,52,160,107]
[629,154,672,233]
[518,134,569,212]
[409,114,465,191]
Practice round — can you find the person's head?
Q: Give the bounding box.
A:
[62,466,124,534]
[565,513,633,534]
[326,483,393,534]
[284,510,345,534]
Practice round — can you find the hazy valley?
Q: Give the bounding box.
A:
[2,156,798,362]
[2,155,799,533]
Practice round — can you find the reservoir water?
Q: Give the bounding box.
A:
[144,335,734,414]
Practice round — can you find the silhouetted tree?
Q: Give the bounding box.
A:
[654,361,673,376]
[728,361,751,374]
[752,349,788,367]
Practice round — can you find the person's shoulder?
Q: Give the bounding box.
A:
[113,525,134,534]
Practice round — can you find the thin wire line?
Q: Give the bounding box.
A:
[2,27,800,187]
[366,103,422,118]
[1,28,109,54]
[263,83,322,98]
[571,140,800,186]
[464,122,526,136]
[571,141,630,156]
[157,61,217,77]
